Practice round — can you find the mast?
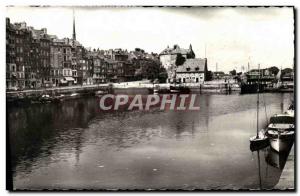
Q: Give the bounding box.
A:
[256,64,260,138]
[257,151,262,189]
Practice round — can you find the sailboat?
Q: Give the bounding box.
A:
[250,65,269,151]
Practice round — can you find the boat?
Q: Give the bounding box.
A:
[53,94,65,103]
[250,129,269,151]
[38,94,53,103]
[267,114,294,153]
[277,82,294,92]
[67,92,80,99]
[169,85,190,94]
[249,65,269,151]
[240,82,264,94]
[95,90,107,96]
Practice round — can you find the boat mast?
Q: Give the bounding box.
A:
[256,64,260,138]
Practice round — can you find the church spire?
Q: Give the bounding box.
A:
[72,9,76,46]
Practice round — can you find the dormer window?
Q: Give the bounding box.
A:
[186,67,190,71]
[195,67,199,71]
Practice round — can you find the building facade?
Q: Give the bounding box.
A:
[174,58,208,84]
[159,44,195,82]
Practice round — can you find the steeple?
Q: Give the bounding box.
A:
[188,43,195,59]
[72,9,76,46]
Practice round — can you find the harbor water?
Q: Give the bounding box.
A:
[8,92,293,190]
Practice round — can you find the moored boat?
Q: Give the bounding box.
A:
[250,129,269,151]
[249,65,269,151]
[38,94,53,103]
[169,85,190,94]
[53,94,65,103]
[267,114,294,153]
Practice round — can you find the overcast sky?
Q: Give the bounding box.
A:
[6,6,294,72]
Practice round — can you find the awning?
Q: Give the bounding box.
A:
[60,79,67,84]
[64,77,75,81]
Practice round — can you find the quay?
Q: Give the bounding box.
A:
[274,144,295,190]
[6,80,239,99]
[7,83,110,98]
[6,79,293,103]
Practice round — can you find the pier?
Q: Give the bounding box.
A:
[275,145,295,190]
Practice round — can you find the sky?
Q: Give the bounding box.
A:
[6,6,294,72]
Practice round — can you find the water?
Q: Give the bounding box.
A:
[7,92,293,190]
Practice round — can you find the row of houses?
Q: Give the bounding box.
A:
[7,15,212,90]
[6,17,160,90]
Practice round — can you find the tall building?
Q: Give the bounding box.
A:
[29,27,51,87]
[6,18,17,90]
[159,44,195,70]
[6,19,32,89]
[50,38,64,86]
[159,44,196,82]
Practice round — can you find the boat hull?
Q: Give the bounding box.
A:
[269,137,294,153]
[249,131,269,151]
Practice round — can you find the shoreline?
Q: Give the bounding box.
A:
[274,145,295,190]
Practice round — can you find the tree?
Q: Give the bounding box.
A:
[230,69,236,76]
[158,68,168,83]
[268,66,279,75]
[206,71,213,81]
[175,54,186,66]
[133,58,162,81]
[282,68,293,74]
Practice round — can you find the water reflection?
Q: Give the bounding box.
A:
[8,93,293,190]
[265,145,293,170]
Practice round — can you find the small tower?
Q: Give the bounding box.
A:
[188,43,195,59]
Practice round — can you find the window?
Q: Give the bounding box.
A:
[196,78,199,83]
[183,78,186,83]
[186,68,190,71]
[195,67,199,71]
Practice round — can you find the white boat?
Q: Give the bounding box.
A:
[70,93,79,97]
[267,114,294,153]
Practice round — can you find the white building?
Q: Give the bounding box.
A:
[174,58,208,83]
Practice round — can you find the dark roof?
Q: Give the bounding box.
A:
[160,45,192,56]
[213,71,225,75]
[176,58,206,73]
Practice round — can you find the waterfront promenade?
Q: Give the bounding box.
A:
[6,80,240,98]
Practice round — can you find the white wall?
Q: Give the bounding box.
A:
[176,72,205,83]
